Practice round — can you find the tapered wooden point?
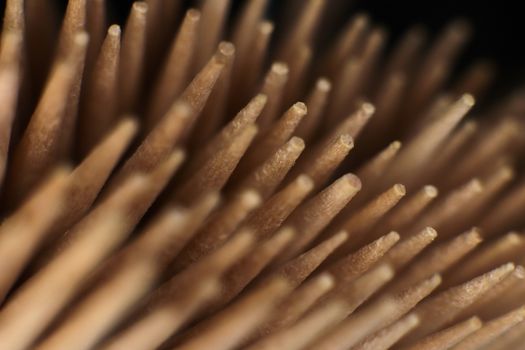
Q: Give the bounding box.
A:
[394,183,407,196]
[296,174,315,189]
[133,1,148,13]
[388,227,481,293]
[317,77,332,91]
[74,31,89,46]
[391,140,402,150]
[272,62,289,76]
[216,41,235,64]
[461,93,476,107]
[384,227,438,270]
[354,313,420,350]
[423,226,438,238]
[331,230,350,245]
[324,263,395,317]
[380,273,443,326]
[344,173,363,189]
[424,185,439,197]
[450,306,525,350]
[247,300,346,350]
[260,20,274,34]
[241,189,262,207]
[361,101,376,116]
[256,272,336,338]
[336,183,406,251]
[108,23,121,36]
[186,7,201,19]
[0,168,71,302]
[276,229,348,287]
[175,277,292,350]
[318,273,336,289]
[328,231,399,284]
[401,263,515,344]
[306,298,398,350]
[406,316,482,350]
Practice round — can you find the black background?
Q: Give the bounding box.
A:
[1,0,525,97]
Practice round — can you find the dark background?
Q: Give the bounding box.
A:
[1,0,524,97]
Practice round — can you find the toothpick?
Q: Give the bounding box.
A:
[173,189,261,271]
[449,306,525,350]
[147,8,200,125]
[353,313,419,350]
[400,263,515,344]
[296,78,332,141]
[0,169,70,302]
[79,25,121,154]
[405,317,482,350]
[387,228,481,293]
[305,298,397,350]
[280,174,361,260]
